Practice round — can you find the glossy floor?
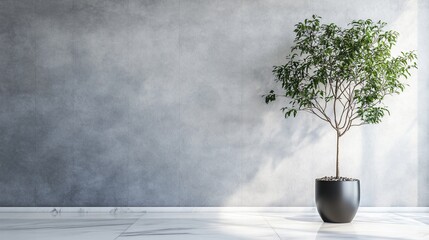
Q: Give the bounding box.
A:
[0,210,428,239]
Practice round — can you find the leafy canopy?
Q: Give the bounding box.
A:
[265,15,417,136]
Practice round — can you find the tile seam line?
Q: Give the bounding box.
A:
[113,213,145,240]
[263,216,282,240]
[394,213,428,226]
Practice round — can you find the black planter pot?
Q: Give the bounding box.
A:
[315,179,360,223]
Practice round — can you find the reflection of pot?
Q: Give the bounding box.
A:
[315,179,360,223]
[315,223,357,240]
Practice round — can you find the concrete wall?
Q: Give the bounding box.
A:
[0,0,427,207]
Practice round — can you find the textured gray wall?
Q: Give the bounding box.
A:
[0,0,427,207]
[418,0,429,206]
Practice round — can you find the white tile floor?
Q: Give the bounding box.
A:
[0,210,428,239]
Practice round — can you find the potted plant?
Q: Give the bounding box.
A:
[264,15,417,223]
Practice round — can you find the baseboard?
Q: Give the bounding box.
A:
[0,207,427,213]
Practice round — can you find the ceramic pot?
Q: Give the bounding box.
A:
[315,179,360,223]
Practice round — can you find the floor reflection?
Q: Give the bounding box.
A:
[0,210,427,239]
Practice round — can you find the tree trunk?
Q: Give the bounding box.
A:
[336,132,340,178]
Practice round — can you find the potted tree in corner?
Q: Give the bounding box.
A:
[265,15,417,223]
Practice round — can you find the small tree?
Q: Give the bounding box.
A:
[265,16,417,178]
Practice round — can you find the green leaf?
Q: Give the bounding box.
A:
[264,15,417,132]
